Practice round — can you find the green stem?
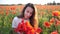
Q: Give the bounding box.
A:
[54,16,59,33]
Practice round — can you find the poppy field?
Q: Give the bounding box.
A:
[0,5,60,34]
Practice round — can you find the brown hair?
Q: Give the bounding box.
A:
[17,3,38,28]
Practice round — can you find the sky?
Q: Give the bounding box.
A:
[0,0,60,5]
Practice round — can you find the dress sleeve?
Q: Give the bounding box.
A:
[12,17,17,28]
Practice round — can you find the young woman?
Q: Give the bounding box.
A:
[12,3,39,34]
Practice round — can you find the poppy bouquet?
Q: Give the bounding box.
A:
[14,19,42,34]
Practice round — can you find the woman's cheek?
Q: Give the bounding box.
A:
[25,12,32,18]
[28,13,32,17]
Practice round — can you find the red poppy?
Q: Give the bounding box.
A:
[51,30,58,34]
[52,11,59,16]
[55,20,60,26]
[25,21,33,29]
[58,12,60,15]
[36,27,42,33]
[10,7,16,10]
[50,18,55,25]
[17,23,23,32]
[30,29,35,34]
[0,11,4,15]
[6,11,9,16]
[12,11,16,14]
[44,22,50,28]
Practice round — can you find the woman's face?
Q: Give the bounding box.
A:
[24,7,33,19]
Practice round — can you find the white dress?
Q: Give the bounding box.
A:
[12,16,29,34]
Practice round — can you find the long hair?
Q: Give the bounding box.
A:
[17,3,38,28]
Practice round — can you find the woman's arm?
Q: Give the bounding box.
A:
[12,17,23,34]
[12,17,19,34]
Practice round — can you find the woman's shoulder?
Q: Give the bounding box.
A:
[13,16,18,20]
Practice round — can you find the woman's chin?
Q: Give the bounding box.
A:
[24,17,28,20]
